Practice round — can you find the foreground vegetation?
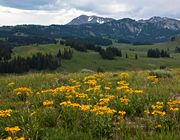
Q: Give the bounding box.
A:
[0,69,180,139]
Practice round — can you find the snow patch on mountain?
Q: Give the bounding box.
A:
[88,17,93,22]
[67,15,114,25]
[97,18,105,24]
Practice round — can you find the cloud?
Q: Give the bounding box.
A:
[0,0,55,10]
[38,0,134,15]
[0,0,180,25]
[0,5,95,26]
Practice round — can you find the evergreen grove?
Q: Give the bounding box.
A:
[147,48,170,58]
[0,48,73,73]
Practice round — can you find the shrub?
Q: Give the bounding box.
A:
[97,67,104,73]
[149,70,173,78]
[160,65,167,69]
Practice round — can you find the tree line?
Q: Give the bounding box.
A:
[61,37,112,52]
[61,38,122,59]
[99,47,122,59]
[7,36,57,47]
[0,40,12,61]
[0,48,73,73]
[147,48,170,58]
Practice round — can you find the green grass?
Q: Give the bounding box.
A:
[1,38,180,139]
[13,44,68,57]
[0,69,179,139]
[12,38,180,72]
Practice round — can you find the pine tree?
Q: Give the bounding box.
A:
[126,53,128,58]
[135,54,138,60]
[57,49,62,59]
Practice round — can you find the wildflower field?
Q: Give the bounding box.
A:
[0,69,180,140]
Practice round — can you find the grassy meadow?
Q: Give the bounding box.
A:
[0,37,180,139]
[12,38,180,72]
[0,69,180,139]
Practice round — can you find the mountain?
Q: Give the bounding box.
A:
[0,16,180,44]
[102,16,180,43]
[139,16,180,30]
[67,15,115,25]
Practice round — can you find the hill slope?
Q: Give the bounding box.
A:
[13,37,180,72]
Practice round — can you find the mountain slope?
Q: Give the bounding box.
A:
[67,15,115,25]
[139,16,180,30]
[0,16,180,44]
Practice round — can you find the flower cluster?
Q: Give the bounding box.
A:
[3,136,25,140]
[5,126,21,134]
[90,105,117,115]
[147,75,158,84]
[43,100,54,107]
[119,72,129,78]
[1,71,179,139]
[120,96,129,105]
[13,87,32,96]
[117,80,144,94]
[167,100,180,112]
[0,109,12,117]
[8,82,15,87]
[145,102,166,117]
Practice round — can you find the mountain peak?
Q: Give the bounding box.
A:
[148,16,168,22]
[67,15,115,25]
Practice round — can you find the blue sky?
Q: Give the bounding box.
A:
[0,0,180,25]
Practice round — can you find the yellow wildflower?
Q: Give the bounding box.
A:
[144,110,150,115]
[125,88,134,94]
[104,86,111,90]
[156,101,163,105]
[147,75,158,84]
[170,107,179,112]
[90,106,116,115]
[98,98,110,105]
[43,100,54,106]
[5,126,21,134]
[117,80,127,85]
[70,103,80,108]
[76,93,88,99]
[151,102,164,110]
[16,137,25,140]
[133,90,144,94]
[84,79,97,86]
[118,111,126,116]
[167,100,180,106]
[147,75,157,80]
[65,95,73,99]
[151,105,163,110]
[80,105,92,111]
[13,87,32,96]
[30,111,37,116]
[8,82,15,87]
[155,124,162,129]
[0,109,12,117]
[3,136,13,140]
[119,73,129,78]
[151,111,166,116]
[60,101,71,106]
[120,96,129,105]
[117,85,129,90]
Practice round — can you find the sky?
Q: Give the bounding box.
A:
[0,0,180,26]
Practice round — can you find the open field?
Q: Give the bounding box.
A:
[0,69,180,139]
[12,38,180,72]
